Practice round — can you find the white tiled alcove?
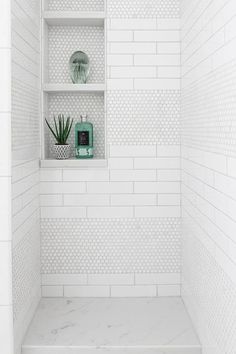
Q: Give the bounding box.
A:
[41,0,107,161]
[2,0,236,353]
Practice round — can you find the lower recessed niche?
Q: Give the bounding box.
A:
[44,92,105,159]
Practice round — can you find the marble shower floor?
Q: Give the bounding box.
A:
[22,298,202,354]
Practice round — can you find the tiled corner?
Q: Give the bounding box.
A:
[181,0,236,352]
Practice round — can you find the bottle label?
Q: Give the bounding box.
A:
[78,131,89,146]
[76,147,93,157]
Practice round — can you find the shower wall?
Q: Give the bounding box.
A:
[40,0,181,297]
[0,1,13,354]
[181,0,236,353]
[11,0,41,353]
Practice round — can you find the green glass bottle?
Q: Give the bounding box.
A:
[75,115,93,159]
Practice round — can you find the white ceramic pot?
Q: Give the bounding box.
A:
[54,144,71,160]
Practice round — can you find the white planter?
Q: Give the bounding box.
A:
[53,144,71,160]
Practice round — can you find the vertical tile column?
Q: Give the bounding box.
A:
[181,0,236,352]
[0,1,13,354]
[11,0,41,352]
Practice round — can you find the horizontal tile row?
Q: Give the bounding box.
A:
[107,78,180,90]
[40,181,180,193]
[42,284,181,298]
[108,19,180,30]
[108,30,180,43]
[109,44,180,57]
[109,66,180,79]
[108,46,180,63]
[40,194,180,207]
[110,144,180,157]
[42,272,181,285]
[41,168,180,183]
[41,206,181,219]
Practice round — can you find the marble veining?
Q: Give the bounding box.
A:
[22,298,201,354]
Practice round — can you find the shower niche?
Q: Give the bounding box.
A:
[41,0,107,167]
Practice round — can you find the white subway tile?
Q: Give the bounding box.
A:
[0,113,11,176]
[88,274,134,285]
[157,170,180,181]
[157,19,180,30]
[87,182,133,194]
[158,284,181,297]
[110,170,156,181]
[157,145,180,156]
[135,273,181,285]
[134,78,180,90]
[13,198,39,232]
[204,152,227,174]
[64,194,110,206]
[135,206,180,217]
[110,145,156,157]
[0,306,13,354]
[157,42,180,54]
[134,54,180,66]
[42,274,87,286]
[110,42,156,54]
[41,207,86,219]
[110,19,156,30]
[212,37,236,71]
[158,66,181,78]
[40,169,62,182]
[135,181,180,193]
[111,285,156,297]
[107,55,133,66]
[228,157,236,178]
[87,207,133,218]
[0,177,11,241]
[225,15,236,42]
[40,182,86,194]
[0,49,11,112]
[12,171,39,197]
[64,286,110,297]
[42,286,63,298]
[158,194,180,206]
[108,158,133,169]
[0,0,11,47]
[0,242,12,304]
[63,170,109,182]
[110,66,156,78]
[134,158,180,169]
[107,79,134,90]
[40,195,63,207]
[108,30,133,42]
[111,194,156,206]
[134,30,180,42]
[214,173,236,199]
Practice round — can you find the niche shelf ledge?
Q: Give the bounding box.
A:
[40,159,107,168]
[43,11,105,26]
[43,84,105,93]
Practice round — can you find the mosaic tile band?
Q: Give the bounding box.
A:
[41,218,181,274]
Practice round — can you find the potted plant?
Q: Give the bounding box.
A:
[45,114,73,160]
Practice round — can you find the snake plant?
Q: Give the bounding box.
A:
[45,114,73,145]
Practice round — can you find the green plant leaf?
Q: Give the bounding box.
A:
[53,115,59,138]
[45,118,59,143]
[45,114,73,145]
